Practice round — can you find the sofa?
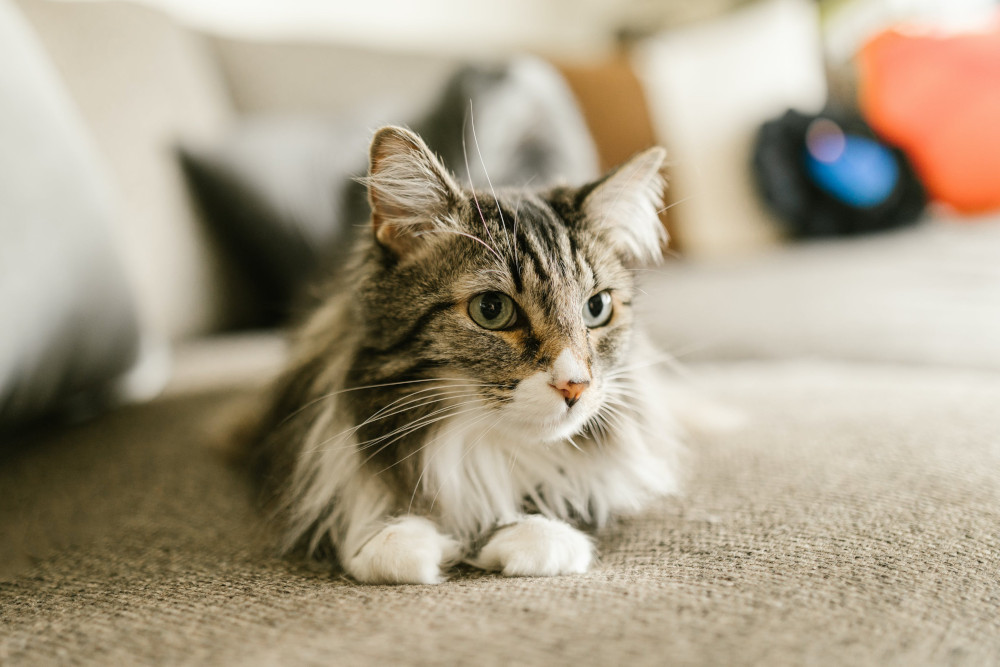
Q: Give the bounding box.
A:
[2,0,998,664]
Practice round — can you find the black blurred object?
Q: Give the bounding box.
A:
[753,109,926,238]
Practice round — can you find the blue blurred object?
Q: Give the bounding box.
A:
[752,109,926,237]
[803,119,899,208]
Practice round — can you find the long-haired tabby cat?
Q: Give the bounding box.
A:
[250,125,681,584]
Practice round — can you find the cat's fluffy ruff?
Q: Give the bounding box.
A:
[251,126,682,584]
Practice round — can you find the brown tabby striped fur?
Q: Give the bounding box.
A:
[250,126,681,583]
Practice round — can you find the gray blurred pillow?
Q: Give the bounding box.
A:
[179,57,598,323]
[0,0,140,433]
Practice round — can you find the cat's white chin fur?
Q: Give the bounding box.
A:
[503,369,599,442]
[346,516,461,585]
[471,515,594,577]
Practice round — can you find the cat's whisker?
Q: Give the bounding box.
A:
[624,267,669,273]
[364,391,493,428]
[365,383,488,410]
[408,407,499,514]
[665,338,724,361]
[587,414,610,451]
[373,404,494,479]
[414,228,504,264]
[350,393,490,442]
[292,385,495,447]
[300,397,489,456]
[601,398,635,417]
[468,104,513,259]
[656,194,695,216]
[595,408,629,436]
[507,443,521,475]
[277,377,494,427]
[352,400,488,452]
[604,390,646,406]
[603,354,680,378]
[602,344,712,379]
[354,403,492,470]
[359,386,489,427]
[600,400,662,442]
[357,412,486,466]
[584,412,604,439]
[426,411,506,513]
[461,103,502,259]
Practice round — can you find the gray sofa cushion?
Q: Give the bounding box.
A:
[639,218,1000,370]
[2,349,997,664]
[0,0,139,431]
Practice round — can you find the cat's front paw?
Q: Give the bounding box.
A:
[346,517,461,585]
[472,515,594,577]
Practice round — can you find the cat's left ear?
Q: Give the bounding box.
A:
[365,126,463,256]
[581,147,668,264]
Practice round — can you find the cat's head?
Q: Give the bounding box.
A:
[353,126,667,443]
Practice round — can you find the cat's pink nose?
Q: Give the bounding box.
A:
[550,379,590,408]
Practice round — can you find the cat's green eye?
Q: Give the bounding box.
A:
[583,291,613,328]
[469,292,517,330]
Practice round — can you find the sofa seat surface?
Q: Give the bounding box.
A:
[1,339,998,666]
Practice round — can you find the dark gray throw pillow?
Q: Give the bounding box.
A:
[179,57,598,324]
[1,0,140,435]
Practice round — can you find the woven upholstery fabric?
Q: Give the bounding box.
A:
[2,361,998,665]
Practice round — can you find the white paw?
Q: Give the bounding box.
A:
[472,515,594,577]
[346,517,461,585]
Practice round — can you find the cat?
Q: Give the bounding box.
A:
[249,125,682,584]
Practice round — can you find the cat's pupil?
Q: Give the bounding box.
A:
[480,293,504,321]
[587,294,605,317]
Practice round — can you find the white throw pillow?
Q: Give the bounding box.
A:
[634,0,827,258]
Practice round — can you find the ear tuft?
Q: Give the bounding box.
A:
[582,146,668,263]
[364,126,462,256]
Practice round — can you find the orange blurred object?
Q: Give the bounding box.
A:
[858,22,1000,214]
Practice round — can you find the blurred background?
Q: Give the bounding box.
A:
[3,0,1000,433]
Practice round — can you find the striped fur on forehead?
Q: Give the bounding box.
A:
[448,190,632,289]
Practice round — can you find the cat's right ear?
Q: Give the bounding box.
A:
[364,126,462,256]
[580,146,668,264]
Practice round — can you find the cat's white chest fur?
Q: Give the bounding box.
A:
[420,380,680,544]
